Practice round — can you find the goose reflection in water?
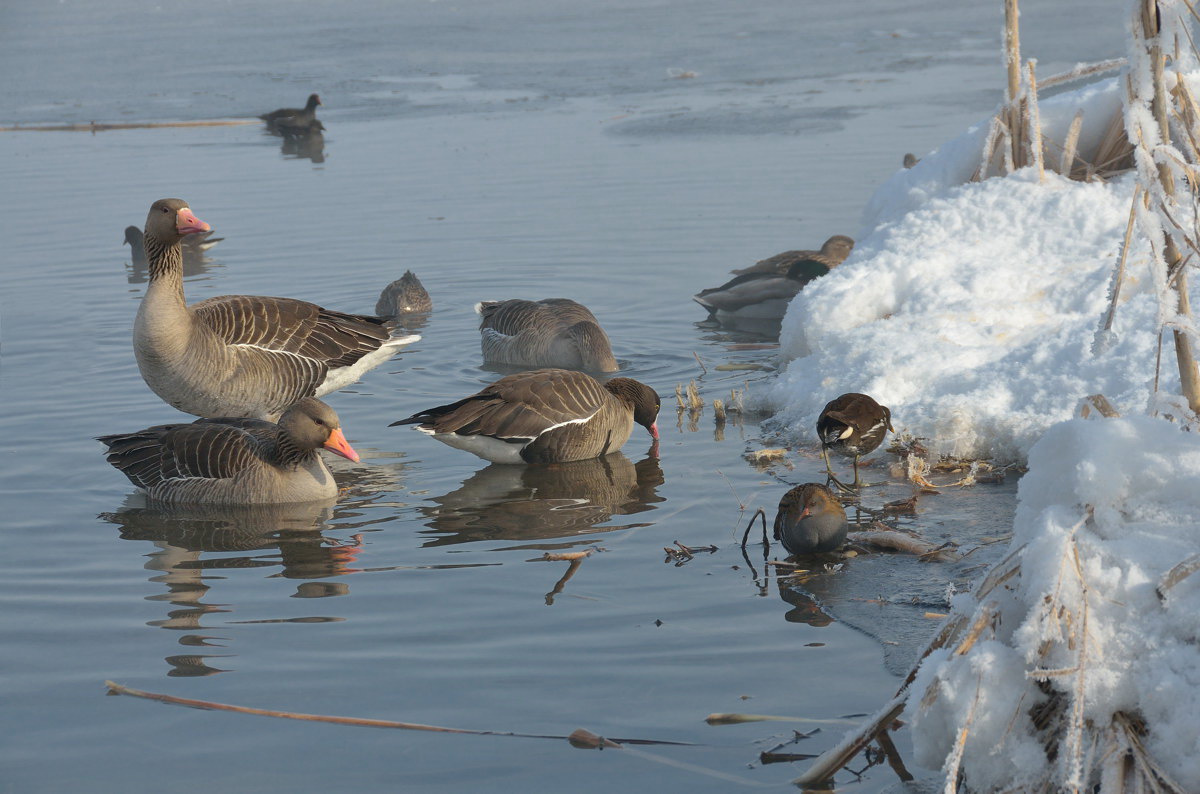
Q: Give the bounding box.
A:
[99,496,369,677]
[419,453,665,547]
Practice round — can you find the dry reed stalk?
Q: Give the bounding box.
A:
[686,380,703,411]
[674,383,684,409]
[974,117,1004,181]
[0,119,260,132]
[706,712,859,726]
[848,529,959,561]
[1037,57,1126,90]
[1061,110,1085,177]
[1156,552,1200,599]
[712,398,726,424]
[792,695,907,787]
[1101,184,1145,334]
[1093,103,1137,176]
[1027,60,1045,181]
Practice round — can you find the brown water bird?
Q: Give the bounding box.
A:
[391,368,660,464]
[97,398,359,504]
[476,298,618,372]
[773,483,848,554]
[729,235,854,277]
[817,392,893,490]
[133,198,418,420]
[376,270,433,318]
[260,93,322,132]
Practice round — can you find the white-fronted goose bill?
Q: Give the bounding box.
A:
[391,368,660,464]
[729,235,854,277]
[260,93,322,130]
[817,392,893,491]
[134,198,419,420]
[476,298,618,372]
[124,224,223,268]
[98,398,359,504]
[773,483,848,555]
[376,270,432,318]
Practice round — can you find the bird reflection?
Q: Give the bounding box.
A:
[123,225,222,285]
[775,577,835,627]
[100,497,362,676]
[418,453,665,547]
[280,128,326,163]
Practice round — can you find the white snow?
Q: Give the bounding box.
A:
[762,48,1200,791]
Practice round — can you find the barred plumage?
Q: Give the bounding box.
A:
[477,298,618,372]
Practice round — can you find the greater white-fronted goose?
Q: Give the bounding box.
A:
[730,235,854,277]
[391,368,660,464]
[260,93,322,131]
[124,224,223,268]
[817,392,893,491]
[773,483,848,555]
[98,398,359,504]
[376,270,433,318]
[134,198,419,420]
[476,298,618,372]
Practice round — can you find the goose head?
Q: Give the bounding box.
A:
[144,198,210,245]
[279,398,360,462]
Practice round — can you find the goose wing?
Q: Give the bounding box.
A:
[99,421,269,489]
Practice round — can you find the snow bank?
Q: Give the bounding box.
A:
[909,415,1200,790]
[765,74,1194,462]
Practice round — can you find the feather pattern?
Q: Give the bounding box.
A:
[476,298,618,372]
[133,199,418,420]
[393,368,660,464]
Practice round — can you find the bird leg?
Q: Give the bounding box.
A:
[823,446,856,494]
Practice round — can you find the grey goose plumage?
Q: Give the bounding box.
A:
[729,235,854,277]
[476,298,618,372]
[376,270,433,318]
[391,368,660,464]
[773,483,849,555]
[133,198,418,420]
[97,398,359,504]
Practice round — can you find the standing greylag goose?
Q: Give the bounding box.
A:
[729,235,854,277]
[476,298,618,372]
[773,483,848,555]
[376,270,433,318]
[817,392,893,491]
[391,368,660,464]
[133,198,419,420]
[260,93,322,131]
[97,398,359,504]
[693,256,837,320]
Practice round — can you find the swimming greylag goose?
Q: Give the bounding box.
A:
[773,483,848,555]
[729,235,854,277]
[376,270,433,318]
[133,198,419,420]
[391,368,660,464]
[476,298,618,372]
[693,257,836,320]
[260,93,322,131]
[124,225,223,268]
[97,398,359,504]
[817,392,893,491]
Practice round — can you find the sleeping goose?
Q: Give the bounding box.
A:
[476,298,618,372]
[97,398,359,504]
[260,93,322,131]
[391,368,660,464]
[729,235,854,277]
[134,198,419,420]
[376,270,433,318]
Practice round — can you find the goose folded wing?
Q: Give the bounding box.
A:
[156,422,267,482]
[193,295,392,367]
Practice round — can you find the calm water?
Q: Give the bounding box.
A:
[1,1,1123,791]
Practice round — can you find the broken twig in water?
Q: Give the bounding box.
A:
[706,712,860,727]
[740,507,769,549]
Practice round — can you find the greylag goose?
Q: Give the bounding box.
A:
[773,483,848,555]
[260,93,322,131]
[817,392,893,491]
[97,398,359,504]
[124,224,222,268]
[391,368,660,464]
[134,198,419,420]
[476,298,618,372]
[376,270,433,318]
[729,235,854,277]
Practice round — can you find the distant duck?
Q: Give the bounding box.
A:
[391,368,660,464]
[260,93,322,132]
[98,398,359,504]
[476,298,618,372]
[124,224,223,268]
[729,235,854,277]
[817,392,893,490]
[773,483,848,555]
[133,198,419,420]
[376,270,433,318]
